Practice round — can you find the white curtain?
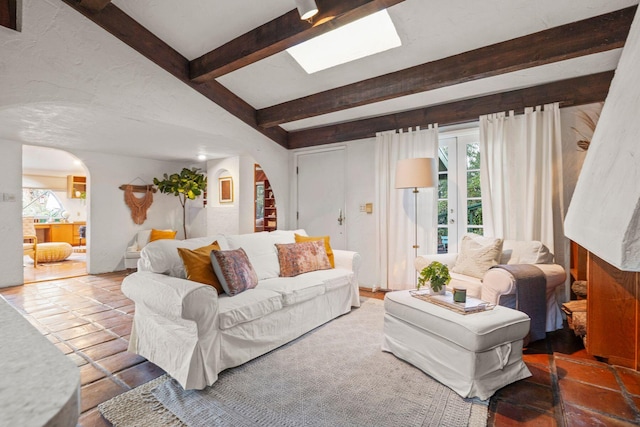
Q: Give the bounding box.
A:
[375,125,439,290]
[479,103,564,257]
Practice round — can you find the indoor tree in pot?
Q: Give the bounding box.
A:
[153,167,207,239]
[417,261,451,295]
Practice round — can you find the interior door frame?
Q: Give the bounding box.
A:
[292,145,348,247]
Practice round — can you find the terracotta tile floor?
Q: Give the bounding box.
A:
[2,279,640,426]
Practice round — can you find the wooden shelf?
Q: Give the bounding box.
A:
[67,175,86,199]
[255,164,276,232]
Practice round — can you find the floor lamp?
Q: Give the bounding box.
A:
[395,158,435,262]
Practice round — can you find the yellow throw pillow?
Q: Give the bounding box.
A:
[177,241,223,294]
[294,233,334,268]
[149,229,177,242]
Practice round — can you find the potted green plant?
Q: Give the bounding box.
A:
[417,261,451,295]
[154,167,207,239]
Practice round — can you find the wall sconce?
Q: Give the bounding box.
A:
[296,0,318,21]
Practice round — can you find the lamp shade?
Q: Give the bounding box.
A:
[395,158,435,189]
[296,0,319,20]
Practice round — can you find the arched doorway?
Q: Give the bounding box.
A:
[22,145,89,283]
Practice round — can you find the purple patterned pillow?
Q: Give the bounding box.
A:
[210,248,258,296]
[276,241,332,277]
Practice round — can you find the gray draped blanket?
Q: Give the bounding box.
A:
[490,264,547,345]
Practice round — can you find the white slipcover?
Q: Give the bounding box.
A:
[382,290,531,400]
[122,230,361,390]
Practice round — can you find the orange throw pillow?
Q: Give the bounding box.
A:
[149,229,177,242]
[294,233,334,268]
[177,241,223,294]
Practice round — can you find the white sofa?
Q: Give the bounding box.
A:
[121,229,361,390]
[415,239,566,332]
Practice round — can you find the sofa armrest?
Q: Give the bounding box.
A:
[481,263,567,305]
[415,253,459,271]
[333,249,361,274]
[122,272,218,324]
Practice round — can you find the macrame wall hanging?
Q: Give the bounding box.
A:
[119,181,157,225]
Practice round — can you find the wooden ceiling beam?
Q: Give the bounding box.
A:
[59,1,289,148]
[287,71,614,149]
[75,0,112,12]
[189,0,405,82]
[259,6,635,128]
[0,0,17,30]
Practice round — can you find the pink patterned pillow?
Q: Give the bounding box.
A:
[276,241,332,277]
[210,248,258,296]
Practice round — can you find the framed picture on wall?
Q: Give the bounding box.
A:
[219,176,233,203]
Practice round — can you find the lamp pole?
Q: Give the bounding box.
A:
[413,187,419,260]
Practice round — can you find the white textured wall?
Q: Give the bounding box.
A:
[565,10,640,271]
[0,140,24,288]
[239,156,257,234]
[68,149,200,274]
[0,0,290,246]
[207,157,241,236]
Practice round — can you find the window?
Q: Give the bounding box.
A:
[286,10,401,74]
[22,189,67,221]
[437,129,483,253]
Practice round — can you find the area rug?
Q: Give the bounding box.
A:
[99,298,488,427]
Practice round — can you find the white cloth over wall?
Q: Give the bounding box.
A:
[479,103,564,259]
[375,126,438,290]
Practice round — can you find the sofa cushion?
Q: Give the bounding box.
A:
[295,234,334,267]
[500,240,554,264]
[452,234,503,279]
[226,232,298,280]
[302,268,355,291]
[217,289,283,330]
[269,229,308,241]
[276,241,331,277]
[177,242,223,294]
[149,228,177,242]
[259,276,326,306]
[138,236,220,277]
[211,248,259,296]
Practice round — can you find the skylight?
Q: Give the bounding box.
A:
[287,10,401,74]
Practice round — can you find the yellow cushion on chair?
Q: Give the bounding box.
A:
[149,229,177,242]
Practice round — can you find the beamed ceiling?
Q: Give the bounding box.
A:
[57,0,637,150]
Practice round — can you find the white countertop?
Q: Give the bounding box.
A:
[0,296,80,427]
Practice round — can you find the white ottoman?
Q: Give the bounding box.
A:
[382,290,531,400]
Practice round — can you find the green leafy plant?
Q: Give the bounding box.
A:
[417,261,451,293]
[153,167,207,239]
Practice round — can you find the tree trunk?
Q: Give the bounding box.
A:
[181,195,187,239]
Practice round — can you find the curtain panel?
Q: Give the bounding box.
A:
[479,103,564,260]
[375,126,438,290]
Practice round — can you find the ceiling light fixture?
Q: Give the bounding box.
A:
[296,0,318,21]
[198,154,207,161]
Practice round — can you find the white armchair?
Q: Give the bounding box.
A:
[124,230,152,269]
[415,238,566,332]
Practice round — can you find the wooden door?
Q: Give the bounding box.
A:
[296,148,346,249]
